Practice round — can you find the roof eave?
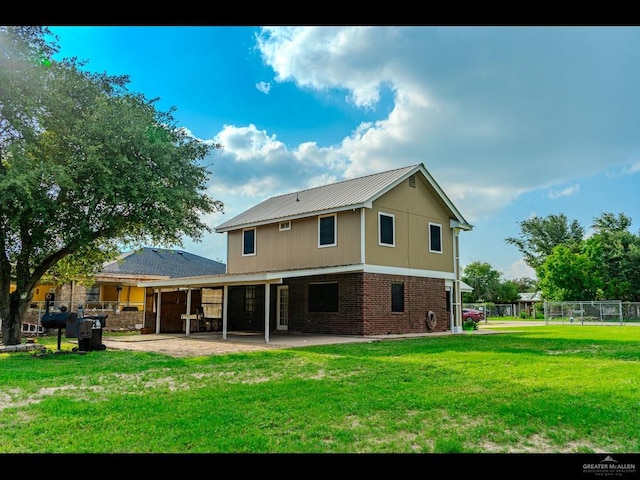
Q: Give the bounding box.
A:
[214,202,371,233]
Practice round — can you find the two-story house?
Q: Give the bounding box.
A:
[138,163,472,340]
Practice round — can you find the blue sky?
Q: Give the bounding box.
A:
[47,26,640,280]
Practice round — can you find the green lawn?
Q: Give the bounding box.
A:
[1,325,639,454]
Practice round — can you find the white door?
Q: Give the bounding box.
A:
[276,286,289,331]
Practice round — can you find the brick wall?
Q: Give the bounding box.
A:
[362,273,448,335]
[287,273,364,335]
[287,272,449,336]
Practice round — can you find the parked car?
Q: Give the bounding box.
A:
[462,308,484,323]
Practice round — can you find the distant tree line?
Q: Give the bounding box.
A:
[505,212,640,302]
[461,261,532,305]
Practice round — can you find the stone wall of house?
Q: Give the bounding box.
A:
[23,308,144,333]
[23,282,144,333]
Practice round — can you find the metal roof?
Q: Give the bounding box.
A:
[518,291,542,302]
[215,163,471,232]
[101,247,226,278]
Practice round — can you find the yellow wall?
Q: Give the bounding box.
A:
[32,284,55,302]
[102,285,145,306]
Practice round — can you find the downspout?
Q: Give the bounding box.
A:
[360,208,366,265]
[452,227,462,333]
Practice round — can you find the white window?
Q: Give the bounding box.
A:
[429,222,442,254]
[243,228,256,256]
[378,212,395,247]
[318,214,337,247]
[279,221,291,231]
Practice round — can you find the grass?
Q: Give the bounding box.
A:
[1,324,639,454]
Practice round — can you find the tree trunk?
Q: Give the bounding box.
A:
[1,294,28,345]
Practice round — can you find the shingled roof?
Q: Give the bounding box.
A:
[101,247,226,278]
[215,163,471,232]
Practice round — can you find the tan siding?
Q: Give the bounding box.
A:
[365,175,454,272]
[226,209,361,274]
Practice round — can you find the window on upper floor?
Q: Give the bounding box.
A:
[378,212,395,247]
[243,228,256,256]
[391,282,404,312]
[279,221,291,231]
[429,222,442,254]
[318,214,337,247]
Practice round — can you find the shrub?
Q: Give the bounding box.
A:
[463,318,478,330]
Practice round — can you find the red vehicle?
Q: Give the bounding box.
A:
[462,308,484,323]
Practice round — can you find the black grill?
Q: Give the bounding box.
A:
[41,307,78,351]
[39,301,107,352]
[41,311,76,330]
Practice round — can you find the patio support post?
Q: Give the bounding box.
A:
[155,289,161,334]
[185,288,192,336]
[264,283,270,343]
[222,285,228,340]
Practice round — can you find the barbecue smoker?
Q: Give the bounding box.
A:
[40,300,107,352]
[40,303,77,351]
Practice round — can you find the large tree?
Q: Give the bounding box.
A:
[0,27,223,345]
[461,261,502,303]
[534,212,640,302]
[536,244,602,301]
[505,213,584,271]
[584,212,640,301]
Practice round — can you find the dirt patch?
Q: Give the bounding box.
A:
[101,335,282,358]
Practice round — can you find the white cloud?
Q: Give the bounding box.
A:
[191,26,640,268]
[622,161,640,175]
[255,81,270,94]
[253,26,640,227]
[548,184,580,199]
[503,258,536,280]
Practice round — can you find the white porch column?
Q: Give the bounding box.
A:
[264,283,270,343]
[185,288,192,336]
[222,284,228,340]
[155,289,161,334]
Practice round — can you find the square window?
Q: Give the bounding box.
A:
[429,222,442,253]
[309,283,338,312]
[243,228,256,256]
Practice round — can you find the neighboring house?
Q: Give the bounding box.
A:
[516,291,542,317]
[138,163,473,340]
[23,247,226,332]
